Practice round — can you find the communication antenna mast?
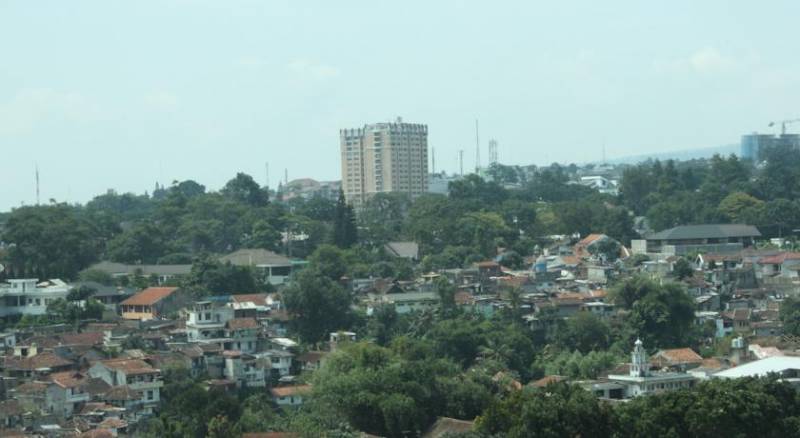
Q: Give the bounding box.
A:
[475,119,481,173]
[488,139,498,165]
[284,168,288,185]
[459,150,464,176]
[35,164,40,205]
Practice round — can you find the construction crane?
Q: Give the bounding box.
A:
[768,118,800,135]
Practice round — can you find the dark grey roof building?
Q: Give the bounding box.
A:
[634,224,761,256]
[646,224,761,241]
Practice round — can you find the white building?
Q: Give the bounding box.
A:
[714,356,800,381]
[88,359,163,416]
[222,351,266,388]
[0,279,70,317]
[257,349,293,377]
[579,176,619,196]
[185,301,234,342]
[270,385,310,407]
[604,339,696,398]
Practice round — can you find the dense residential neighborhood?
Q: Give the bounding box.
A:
[4,148,800,436]
[4,2,800,436]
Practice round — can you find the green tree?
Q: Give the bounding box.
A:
[625,281,696,348]
[67,285,96,301]
[333,190,358,248]
[780,296,800,336]
[283,268,354,343]
[476,383,613,438]
[556,312,611,353]
[107,221,167,264]
[672,257,694,280]
[3,204,101,279]
[185,256,260,296]
[221,172,269,207]
[308,244,348,280]
[718,191,764,223]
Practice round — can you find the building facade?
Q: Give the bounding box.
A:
[741,132,800,161]
[0,279,70,317]
[340,117,428,207]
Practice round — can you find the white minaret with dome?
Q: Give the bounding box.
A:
[630,338,650,377]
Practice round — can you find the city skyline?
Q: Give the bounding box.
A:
[3,1,800,210]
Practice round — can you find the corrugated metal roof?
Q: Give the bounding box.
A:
[647,224,761,241]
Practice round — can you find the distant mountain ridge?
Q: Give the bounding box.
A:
[608,144,739,165]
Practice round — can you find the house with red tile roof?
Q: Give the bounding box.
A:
[270,384,311,406]
[574,234,609,258]
[119,287,187,321]
[651,348,703,371]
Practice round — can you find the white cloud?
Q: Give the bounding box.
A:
[688,47,735,74]
[143,91,180,110]
[653,47,737,75]
[286,58,340,80]
[0,88,104,135]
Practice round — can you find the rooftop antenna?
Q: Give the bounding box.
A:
[35,164,40,205]
[475,119,481,173]
[488,139,498,165]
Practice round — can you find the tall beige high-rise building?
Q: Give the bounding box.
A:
[340,117,428,207]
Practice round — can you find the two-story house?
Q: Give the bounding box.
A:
[120,287,186,321]
[222,351,266,388]
[88,359,163,417]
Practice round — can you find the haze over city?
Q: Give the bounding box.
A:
[2,0,800,210]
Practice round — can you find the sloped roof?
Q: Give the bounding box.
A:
[384,242,420,259]
[652,348,703,365]
[12,381,48,394]
[647,224,761,241]
[6,352,74,371]
[421,417,475,438]
[576,233,607,247]
[59,332,104,347]
[270,385,311,397]
[104,385,141,401]
[49,371,88,388]
[296,351,327,363]
[88,261,191,276]
[220,249,292,267]
[757,252,800,265]
[531,375,567,388]
[230,293,269,306]
[80,430,115,438]
[98,417,128,429]
[227,318,259,330]
[120,287,178,306]
[97,359,158,375]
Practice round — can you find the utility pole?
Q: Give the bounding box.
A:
[35,164,40,205]
[475,119,481,173]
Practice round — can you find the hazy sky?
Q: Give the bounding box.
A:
[2,1,800,210]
